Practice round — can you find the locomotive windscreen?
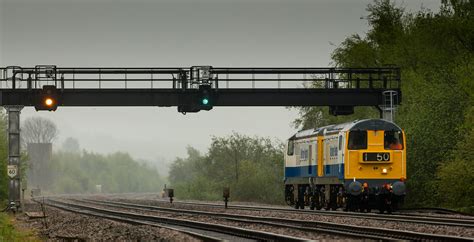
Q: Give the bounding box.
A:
[348,131,367,150]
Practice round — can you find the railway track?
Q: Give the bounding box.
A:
[400,207,474,216]
[75,198,473,241]
[40,198,308,242]
[144,198,474,228]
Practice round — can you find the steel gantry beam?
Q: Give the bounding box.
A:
[0,88,392,107]
[0,65,401,110]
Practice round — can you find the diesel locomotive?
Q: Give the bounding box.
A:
[284,119,406,213]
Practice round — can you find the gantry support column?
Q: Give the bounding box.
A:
[381,90,398,123]
[5,105,23,211]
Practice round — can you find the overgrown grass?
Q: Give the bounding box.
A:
[0,212,38,241]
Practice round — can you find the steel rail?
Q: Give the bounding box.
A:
[67,198,381,240]
[40,200,222,242]
[400,207,474,217]
[81,198,473,241]
[43,198,307,242]
[145,198,474,226]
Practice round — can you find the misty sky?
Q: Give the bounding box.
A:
[0,0,440,164]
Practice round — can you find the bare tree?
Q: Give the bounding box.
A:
[22,117,59,145]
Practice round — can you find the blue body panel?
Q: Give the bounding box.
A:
[324,164,345,180]
[285,165,317,177]
[285,164,344,179]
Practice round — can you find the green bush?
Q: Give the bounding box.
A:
[169,133,284,204]
[0,213,38,241]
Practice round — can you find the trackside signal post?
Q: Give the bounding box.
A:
[5,105,23,211]
[0,65,401,209]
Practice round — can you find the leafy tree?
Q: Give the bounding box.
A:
[168,133,284,204]
[295,0,474,208]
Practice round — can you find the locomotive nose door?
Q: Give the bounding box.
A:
[308,145,312,175]
[338,135,345,179]
[318,138,324,177]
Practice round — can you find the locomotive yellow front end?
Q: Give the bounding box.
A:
[344,120,407,213]
[345,129,406,180]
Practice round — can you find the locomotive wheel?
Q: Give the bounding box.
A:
[309,198,315,210]
[309,193,318,210]
[294,199,304,209]
[310,198,315,210]
[285,186,295,206]
[297,185,305,209]
[318,194,326,210]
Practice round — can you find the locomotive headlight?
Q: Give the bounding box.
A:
[382,168,388,174]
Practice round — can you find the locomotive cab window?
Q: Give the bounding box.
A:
[287,140,294,155]
[348,131,367,150]
[384,131,403,150]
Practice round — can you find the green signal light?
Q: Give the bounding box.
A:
[202,98,209,105]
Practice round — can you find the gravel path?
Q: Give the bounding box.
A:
[18,201,199,241]
[107,197,474,238]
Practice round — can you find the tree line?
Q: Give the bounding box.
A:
[47,150,165,194]
[168,133,284,204]
[294,0,473,211]
[0,115,165,205]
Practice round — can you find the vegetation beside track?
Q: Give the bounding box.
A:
[294,0,474,211]
[0,212,38,241]
[169,133,284,204]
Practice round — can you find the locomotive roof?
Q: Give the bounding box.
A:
[291,119,402,139]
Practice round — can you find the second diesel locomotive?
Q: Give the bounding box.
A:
[284,119,406,213]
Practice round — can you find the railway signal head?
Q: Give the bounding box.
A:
[198,85,213,111]
[177,85,216,113]
[35,85,59,111]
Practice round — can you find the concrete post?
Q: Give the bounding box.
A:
[5,105,23,211]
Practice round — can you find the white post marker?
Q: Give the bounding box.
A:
[7,165,18,178]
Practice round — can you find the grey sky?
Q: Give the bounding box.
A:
[0,0,440,164]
